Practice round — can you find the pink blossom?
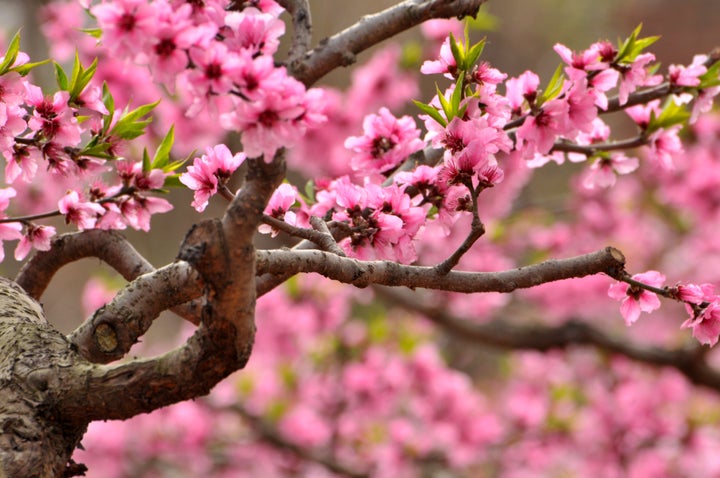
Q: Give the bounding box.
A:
[617,53,662,105]
[608,270,666,325]
[554,43,606,81]
[91,0,159,60]
[258,183,298,236]
[14,224,56,261]
[26,88,81,147]
[582,153,639,189]
[220,75,308,159]
[669,55,707,87]
[564,81,599,136]
[345,107,424,174]
[223,8,286,55]
[505,71,540,113]
[0,104,27,154]
[421,37,457,78]
[187,42,245,98]
[682,301,720,346]
[118,196,173,232]
[516,98,569,158]
[278,406,331,447]
[180,144,246,212]
[58,190,105,230]
[647,126,683,170]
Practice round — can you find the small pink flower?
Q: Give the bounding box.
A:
[582,153,639,189]
[58,190,105,230]
[669,55,707,87]
[14,224,56,261]
[617,53,662,105]
[682,301,720,346]
[179,144,246,212]
[258,183,298,236]
[608,270,666,325]
[421,37,457,78]
[345,107,424,175]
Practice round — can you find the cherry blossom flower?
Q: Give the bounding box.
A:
[516,98,569,158]
[220,76,310,159]
[258,183,298,236]
[682,301,720,346]
[223,8,286,56]
[345,108,424,175]
[669,55,707,87]
[180,144,246,212]
[421,37,457,78]
[608,270,666,325]
[14,224,56,261]
[26,88,81,147]
[617,53,662,105]
[554,42,606,81]
[58,190,105,230]
[582,153,639,189]
[505,71,540,113]
[91,0,159,60]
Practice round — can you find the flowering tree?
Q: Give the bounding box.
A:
[2,0,720,476]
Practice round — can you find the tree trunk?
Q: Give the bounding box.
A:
[0,278,86,477]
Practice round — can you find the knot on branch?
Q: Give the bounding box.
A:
[177,218,232,295]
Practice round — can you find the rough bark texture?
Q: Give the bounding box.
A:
[0,278,87,477]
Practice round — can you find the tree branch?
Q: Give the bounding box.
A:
[68,261,204,363]
[290,0,488,86]
[256,246,627,292]
[15,230,154,300]
[375,286,720,392]
[278,0,313,69]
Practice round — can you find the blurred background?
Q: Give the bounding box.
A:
[0,0,717,342]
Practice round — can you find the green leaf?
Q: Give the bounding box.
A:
[80,142,113,159]
[303,179,316,204]
[151,125,175,170]
[64,54,99,101]
[109,100,160,140]
[54,62,69,91]
[465,38,486,70]
[79,28,103,39]
[142,148,151,173]
[0,31,21,75]
[448,32,464,71]
[538,64,565,105]
[698,61,720,89]
[436,85,455,121]
[413,99,447,127]
[615,24,660,64]
[11,59,50,76]
[162,158,187,173]
[647,98,690,133]
[450,75,465,113]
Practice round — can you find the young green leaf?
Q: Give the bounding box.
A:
[109,100,160,140]
[11,59,50,76]
[647,98,690,133]
[151,126,175,170]
[538,64,565,105]
[54,62,69,91]
[413,100,447,127]
[0,31,21,75]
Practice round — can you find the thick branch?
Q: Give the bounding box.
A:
[68,261,204,363]
[15,230,153,300]
[278,0,313,69]
[256,246,626,292]
[291,0,487,86]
